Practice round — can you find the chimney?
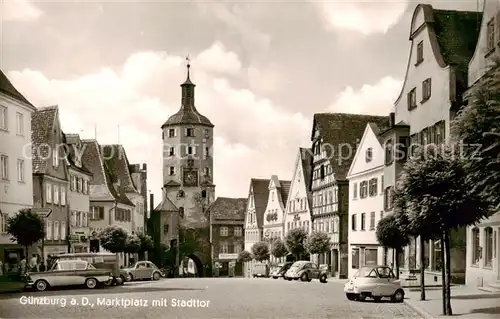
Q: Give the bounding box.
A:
[389,112,395,127]
[142,163,147,171]
[149,192,154,218]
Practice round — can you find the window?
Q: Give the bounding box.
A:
[204,147,210,159]
[0,213,7,233]
[52,147,59,168]
[380,176,384,193]
[169,166,175,175]
[359,181,368,198]
[487,18,495,52]
[380,210,384,221]
[186,128,194,137]
[77,178,82,192]
[1,155,8,180]
[351,214,357,231]
[385,139,393,165]
[320,164,325,179]
[365,147,373,162]
[53,185,59,204]
[54,221,60,240]
[90,206,104,220]
[220,226,228,236]
[61,221,66,240]
[220,242,229,253]
[361,213,366,231]
[485,227,493,267]
[407,88,417,110]
[83,180,88,194]
[422,78,431,101]
[16,159,24,182]
[46,221,52,240]
[46,183,52,203]
[384,187,394,211]
[204,167,210,176]
[472,227,480,265]
[16,112,23,135]
[204,129,209,138]
[71,176,77,191]
[234,243,242,253]
[168,129,175,137]
[60,186,66,206]
[0,106,7,130]
[416,41,424,64]
[369,212,375,230]
[352,248,359,269]
[365,249,378,266]
[163,223,169,235]
[187,146,193,155]
[368,178,378,196]
[398,136,409,161]
[234,227,243,237]
[169,147,175,156]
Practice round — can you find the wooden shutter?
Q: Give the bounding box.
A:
[99,207,104,220]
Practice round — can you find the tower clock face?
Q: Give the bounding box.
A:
[183,170,198,186]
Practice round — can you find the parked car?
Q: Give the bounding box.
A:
[284,261,327,283]
[343,266,405,302]
[25,260,113,292]
[270,262,293,279]
[121,261,163,281]
[252,263,269,278]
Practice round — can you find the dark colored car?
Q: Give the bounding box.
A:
[284,261,328,283]
[270,262,293,279]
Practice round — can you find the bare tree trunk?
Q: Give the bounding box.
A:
[420,237,426,300]
[444,229,453,315]
[441,232,447,315]
[395,247,400,279]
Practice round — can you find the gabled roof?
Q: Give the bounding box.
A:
[207,197,247,221]
[0,70,34,108]
[31,106,59,174]
[347,123,385,178]
[154,195,178,212]
[63,132,93,176]
[81,140,134,206]
[248,178,271,227]
[299,148,313,212]
[102,145,138,194]
[279,180,291,205]
[311,113,389,181]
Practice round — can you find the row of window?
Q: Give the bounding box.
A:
[45,183,67,206]
[115,208,132,222]
[0,155,25,182]
[313,216,339,233]
[219,242,242,254]
[287,197,308,213]
[246,229,260,241]
[166,145,211,158]
[70,175,89,194]
[287,220,310,232]
[219,226,243,237]
[351,211,383,231]
[169,166,210,177]
[71,211,88,228]
[0,106,24,135]
[313,163,333,180]
[312,187,338,208]
[471,227,495,268]
[407,77,432,110]
[163,128,211,139]
[264,229,282,239]
[351,247,378,269]
[45,220,67,241]
[352,177,382,200]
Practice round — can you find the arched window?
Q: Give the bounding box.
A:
[484,227,493,267]
[472,227,480,265]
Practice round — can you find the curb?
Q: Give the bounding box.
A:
[404,299,436,319]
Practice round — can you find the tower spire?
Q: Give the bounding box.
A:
[181,55,195,106]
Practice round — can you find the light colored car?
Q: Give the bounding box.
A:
[121,261,163,281]
[26,260,113,292]
[344,266,405,302]
[270,262,293,279]
[284,261,328,283]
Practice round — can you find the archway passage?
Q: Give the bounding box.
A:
[186,254,203,277]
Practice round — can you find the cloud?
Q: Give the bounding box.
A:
[312,1,409,35]
[8,42,311,204]
[328,76,402,116]
[1,0,43,22]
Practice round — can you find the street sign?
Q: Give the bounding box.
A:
[32,208,52,218]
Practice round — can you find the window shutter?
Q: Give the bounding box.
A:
[70,177,73,191]
[174,128,178,137]
[99,207,104,220]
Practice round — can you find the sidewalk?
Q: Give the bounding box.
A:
[404,285,500,318]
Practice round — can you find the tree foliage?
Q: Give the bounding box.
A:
[285,228,308,259]
[137,233,154,252]
[376,213,410,250]
[306,231,332,255]
[237,250,253,262]
[98,225,129,253]
[270,239,288,258]
[124,234,141,254]
[6,208,45,250]
[251,242,270,262]
[453,64,500,209]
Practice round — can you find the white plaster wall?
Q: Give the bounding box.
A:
[465,224,500,287]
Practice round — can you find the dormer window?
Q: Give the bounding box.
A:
[365,148,373,162]
[416,41,423,64]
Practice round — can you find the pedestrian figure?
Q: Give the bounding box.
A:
[19,256,27,276]
[29,254,39,272]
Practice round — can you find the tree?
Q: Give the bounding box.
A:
[98,225,129,253]
[271,239,288,259]
[453,63,500,210]
[395,145,491,315]
[306,231,332,265]
[137,233,154,259]
[6,208,45,256]
[124,234,141,259]
[285,228,308,260]
[237,250,253,263]
[376,213,410,279]
[251,242,270,262]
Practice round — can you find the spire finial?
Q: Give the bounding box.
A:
[185,55,191,78]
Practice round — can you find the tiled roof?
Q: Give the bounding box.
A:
[31,106,58,174]
[102,145,138,193]
[0,70,34,107]
[81,140,135,206]
[207,197,247,221]
[63,132,93,175]
[299,148,313,211]
[367,123,384,146]
[154,195,178,212]
[279,180,291,204]
[312,113,390,181]
[249,178,270,227]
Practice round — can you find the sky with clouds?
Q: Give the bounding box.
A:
[0,0,479,206]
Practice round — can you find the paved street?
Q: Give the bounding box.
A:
[0,278,419,318]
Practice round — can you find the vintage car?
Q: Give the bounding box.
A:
[270,262,293,279]
[284,261,328,283]
[344,266,405,302]
[26,260,113,292]
[252,263,269,278]
[121,261,163,281]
